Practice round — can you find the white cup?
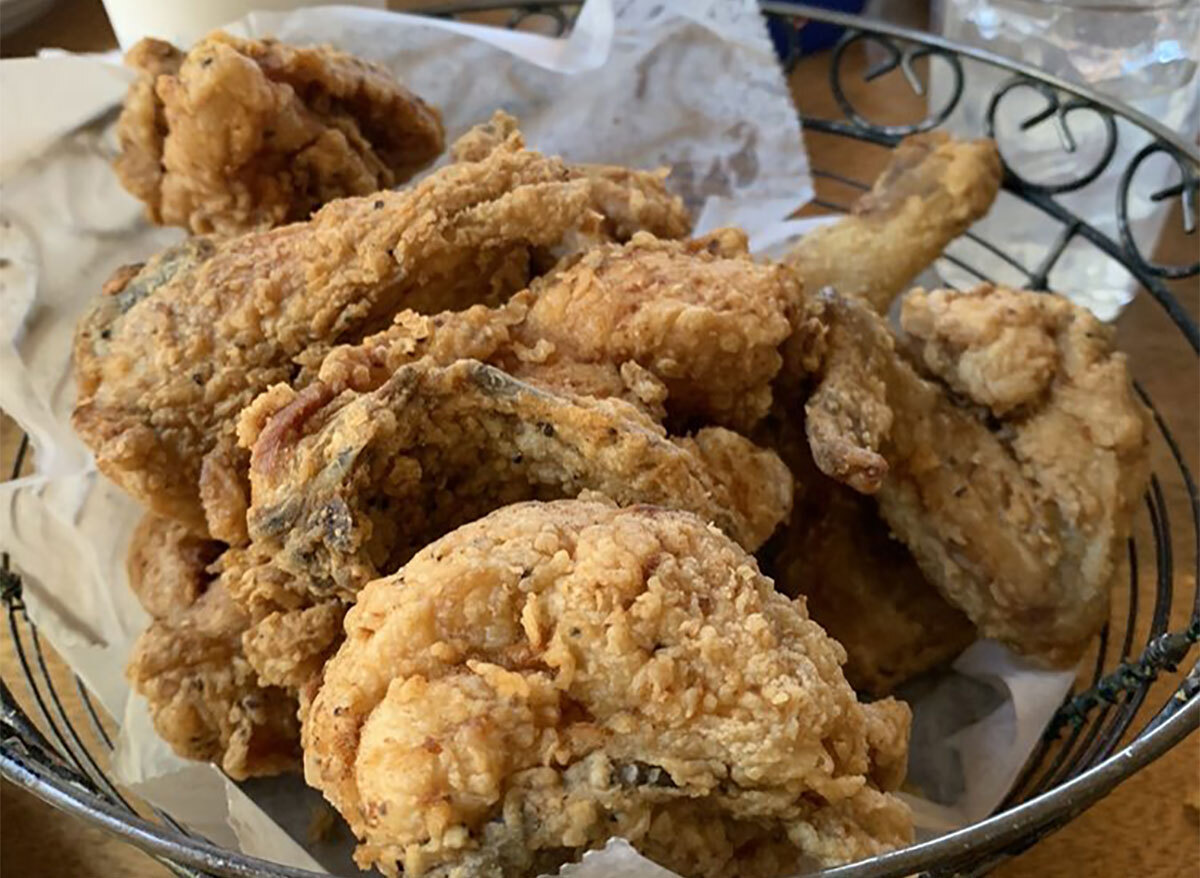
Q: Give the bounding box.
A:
[101,0,387,50]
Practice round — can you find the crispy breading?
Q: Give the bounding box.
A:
[452,110,692,244]
[111,38,184,217]
[228,360,793,690]
[786,132,1001,313]
[303,499,912,878]
[124,516,299,778]
[317,231,798,430]
[805,286,1150,663]
[760,412,975,695]
[114,33,444,234]
[74,120,691,539]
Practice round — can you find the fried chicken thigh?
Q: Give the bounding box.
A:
[761,412,975,696]
[229,359,793,690]
[75,120,690,539]
[125,515,300,778]
[319,230,805,430]
[786,132,1001,314]
[805,286,1150,663]
[115,32,445,234]
[303,499,912,878]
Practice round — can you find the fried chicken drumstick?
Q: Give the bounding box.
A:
[115,32,445,234]
[785,131,1001,314]
[303,499,912,878]
[75,117,690,539]
[805,285,1150,663]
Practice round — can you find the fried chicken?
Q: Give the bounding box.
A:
[451,111,691,245]
[111,38,183,221]
[114,32,445,235]
[761,412,975,696]
[74,118,690,540]
[318,230,801,431]
[804,286,1151,663]
[125,515,300,778]
[785,131,1001,314]
[229,359,793,690]
[302,499,913,878]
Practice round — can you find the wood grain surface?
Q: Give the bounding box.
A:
[1,4,1197,877]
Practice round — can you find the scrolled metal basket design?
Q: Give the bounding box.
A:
[2,4,1197,877]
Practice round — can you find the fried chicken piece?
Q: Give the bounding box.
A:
[125,515,299,778]
[319,230,798,430]
[805,286,1150,663]
[114,33,445,235]
[514,230,796,430]
[229,359,793,690]
[453,111,692,246]
[74,120,691,539]
[302,499,913,878]
[760,413,974,696]
[111,38,184,217]
[785,132,1001,314]
[127,509,221,620]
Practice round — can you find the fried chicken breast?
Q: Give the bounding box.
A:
[114,32,445,234]
[786,131,1001,314]
[303,499,913,878]
[75,119,690,539]
[125,515,299,778]
[805,286,1150,663]
[229,359,793,691]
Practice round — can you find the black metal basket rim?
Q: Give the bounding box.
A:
[418,0,1200,163]
[766,3,1200,164]
[2,4,1198,878]
[768,2,1200,164]
[4,689,1194,878]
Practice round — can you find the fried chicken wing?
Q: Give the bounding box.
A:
[75,120,690,538]
[125,515,299,778]
[805,286,1150,663]
[115,33,445,234]
[303,499,912,878]
[785,132,1001,314]
[318,231,798,430]
[760,413,974,696]
[229,359,793,689]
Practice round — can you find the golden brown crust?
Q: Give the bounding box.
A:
[74,119,692,535]
[760,412,975,696]
[785,132,1001,313]
[802,294,894,494]
[805,286,1151,663]
[112,38,184,218]
[227,359,793,691]
[302,499,912,877]
[124,516,299,778]
[114,32,445,234]
[318,231,797,431]
[127,513,222,620]
[452,112,690,244]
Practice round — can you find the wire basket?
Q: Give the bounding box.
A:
[2,4,1197,877]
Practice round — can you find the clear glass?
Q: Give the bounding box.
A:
[932,0,1200,319]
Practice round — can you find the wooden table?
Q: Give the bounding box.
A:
[2,3,1197,876]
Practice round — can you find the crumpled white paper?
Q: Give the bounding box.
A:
[0,1,1074,875]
